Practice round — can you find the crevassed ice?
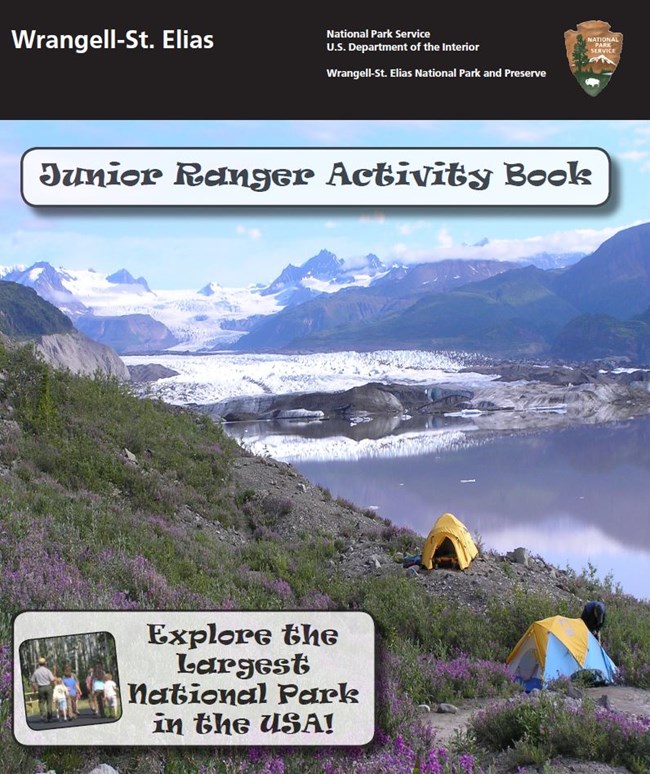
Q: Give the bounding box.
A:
[123,350,495,405]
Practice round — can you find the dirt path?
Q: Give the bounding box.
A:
[423,696,494,747]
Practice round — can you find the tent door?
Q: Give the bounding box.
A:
[433,537,458,568]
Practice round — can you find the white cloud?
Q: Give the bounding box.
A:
[383,222,641,265]
[397,220,430,236]
[614,122,650,156]
[236,225,262,239]
[437,227,454,248]
[617,151,648,161]
[324,220,337,229]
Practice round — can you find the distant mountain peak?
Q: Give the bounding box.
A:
[301,249,344,277]
[107,268,151,291]
[107,268,136,284]
[4,261,74,295]
[262,250,343,300]
[198,281,222,296]
[352,253,385,273]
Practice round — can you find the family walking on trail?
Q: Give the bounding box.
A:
[29,657,120,723]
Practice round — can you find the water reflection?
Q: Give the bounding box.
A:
[226,415,650,600]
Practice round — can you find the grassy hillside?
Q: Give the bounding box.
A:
[291,267,579,357]
[553,312,650,362]
[554,221,650,317]
[0,281,73,337]
[0,342,649,773]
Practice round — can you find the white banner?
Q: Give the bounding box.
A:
[21,147,610,206]
[14,610,375,747]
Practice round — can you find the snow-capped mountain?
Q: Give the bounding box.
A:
[0,250,390,353]
[3,261,89,317]
[0,250,396,352]
[106,268,151,291]
[197,282,221,297]
[260,249,388,305]
[0,246,587,354]
[516,251,584,270]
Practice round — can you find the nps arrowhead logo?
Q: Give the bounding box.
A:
[564,20,623,96]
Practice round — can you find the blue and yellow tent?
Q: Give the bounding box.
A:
[506,615,617,691]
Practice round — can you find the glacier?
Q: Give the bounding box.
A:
[122,349,496,405]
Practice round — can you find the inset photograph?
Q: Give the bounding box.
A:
[20,631,121,730]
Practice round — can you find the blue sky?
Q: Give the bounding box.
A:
[1,119,649,289]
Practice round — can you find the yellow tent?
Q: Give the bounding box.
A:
[421,513,479,570]
[506,616,617,690]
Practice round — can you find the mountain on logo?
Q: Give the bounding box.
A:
[589,54,616,65]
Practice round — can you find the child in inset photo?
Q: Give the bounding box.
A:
[52,678,70,721]
[103,672,119,718]
[91,661,106,717]
[85,668,98,715]
[62,664,81,719]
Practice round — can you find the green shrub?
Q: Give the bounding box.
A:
[471,692,650,772]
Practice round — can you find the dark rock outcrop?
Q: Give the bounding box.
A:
[204,382,477,422]
[128,364,180,382]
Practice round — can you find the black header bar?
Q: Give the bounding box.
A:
[0,6,642,119]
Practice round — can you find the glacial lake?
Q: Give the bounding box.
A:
[226,414,650,601]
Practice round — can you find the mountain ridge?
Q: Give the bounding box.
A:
[244,223,650,362]
[0,229,635,358]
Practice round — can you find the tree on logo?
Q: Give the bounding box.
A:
[572,34,589,72]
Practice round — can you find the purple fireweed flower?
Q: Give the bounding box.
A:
[459,753,475,773]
